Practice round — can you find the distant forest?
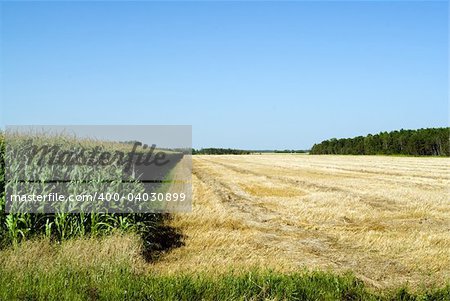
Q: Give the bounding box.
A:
[192,148,310,155]
[193,148,251,155]
[310,128,449,156]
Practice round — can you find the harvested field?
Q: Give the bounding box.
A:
[153,154,450,289]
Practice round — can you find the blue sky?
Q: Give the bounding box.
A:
[1,1,448,149]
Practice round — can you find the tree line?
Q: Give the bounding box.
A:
[310,128,449,156]
[192,148,310,155]
[193,148,251,155]
[274,149,309,154]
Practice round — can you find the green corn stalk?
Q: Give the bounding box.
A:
[45,218,53,239]
[55,213,68,240]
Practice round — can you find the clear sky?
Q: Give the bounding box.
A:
[1,1,448,149]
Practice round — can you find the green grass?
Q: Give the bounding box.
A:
[0,265,448,301]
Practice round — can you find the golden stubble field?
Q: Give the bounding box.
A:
[153,154,450,289]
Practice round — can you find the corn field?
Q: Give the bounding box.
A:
[0,132,175,253]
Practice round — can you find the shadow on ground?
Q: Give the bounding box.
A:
[141,214,185,262]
